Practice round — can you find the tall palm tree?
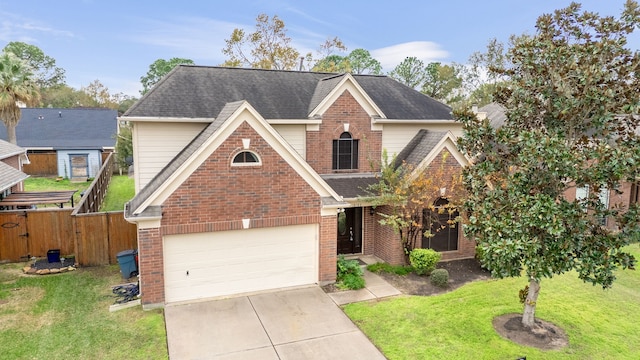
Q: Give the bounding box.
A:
[0,53,40,144]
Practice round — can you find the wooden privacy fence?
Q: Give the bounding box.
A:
[1,152,137,266]
[0,209,137,266]
[22,152,58,176]
[73,152,114,214]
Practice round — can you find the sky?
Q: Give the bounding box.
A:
[0,1,637,97]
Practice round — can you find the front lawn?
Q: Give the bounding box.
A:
[344,244,640,359]
[0,263,167,359]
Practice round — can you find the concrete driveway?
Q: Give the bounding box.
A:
[164,286,386,359]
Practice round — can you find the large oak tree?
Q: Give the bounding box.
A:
[458,1,640,328]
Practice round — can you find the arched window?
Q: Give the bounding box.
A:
[422,197,459,251]
[332,132,358,170]
[232,151,261,166]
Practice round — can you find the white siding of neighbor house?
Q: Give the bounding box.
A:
[272,124,306,159]
[134,122,207,191]
[56,150,101,179]
[381,123,463,157]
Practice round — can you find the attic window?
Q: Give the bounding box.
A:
[232,151,261,166]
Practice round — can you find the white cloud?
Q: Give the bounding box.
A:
[0,11,75,43]
[128,16,244,64]
[371,41,449,71]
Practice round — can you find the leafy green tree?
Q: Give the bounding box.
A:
[312,54,349,72]
[421,62,463,105]
[0,53,40,144]
[40,84,86,108]
[388,56,425,89]
[458,1,640,329]
[115,122,133,170]
[346,48,382,75]
[2,41,66,89]
[460,38,509,108]
[140,57,194,95]
[222,14,302,70]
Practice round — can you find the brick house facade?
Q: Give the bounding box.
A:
[123,67,471,308]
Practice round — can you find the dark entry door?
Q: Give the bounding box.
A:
[337,207,362,254]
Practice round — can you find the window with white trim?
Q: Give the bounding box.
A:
[232,151,261,166]
[332,132,358,170]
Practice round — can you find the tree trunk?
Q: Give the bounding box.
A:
[522,278,540,328]
[6,123,17,145]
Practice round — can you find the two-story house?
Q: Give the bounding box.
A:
[122,66,473,308]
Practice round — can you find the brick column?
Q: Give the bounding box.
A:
[138,227,164,308]
[319,215,337,284]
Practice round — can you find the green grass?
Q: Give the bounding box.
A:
[345,244,640,359]
[23,177,91,207]
[22,176,135,212]
[100,176,135,212]
[0,263,167,359]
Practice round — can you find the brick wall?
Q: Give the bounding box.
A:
[139,121,326,305]
[306,90,382,174]
[565,181,637,230]
[372,205,406,265]
[319,215,337,283]
[362,207,376,256]
[138,227,164,307]
[162,122,320,228]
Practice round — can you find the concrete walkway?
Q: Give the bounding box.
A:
[327,254,402,306]
[326,269,402,305]
[164,286,388,359]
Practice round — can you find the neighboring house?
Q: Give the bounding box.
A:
[0,139,29,197]
[122,66,473,308]
[0,108,117,180]
[477,103,640,229]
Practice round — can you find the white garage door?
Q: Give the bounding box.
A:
[163,224,318,303]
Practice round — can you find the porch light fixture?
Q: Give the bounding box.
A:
[369,207,375,216]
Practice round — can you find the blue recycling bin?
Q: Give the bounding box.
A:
[47,249,61,263]
[117,249,138,279]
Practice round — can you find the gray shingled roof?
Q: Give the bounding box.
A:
[126,101,244,217]
[0,139,25,160]
[479,103,507,128]
[321,173,379,199]
[124,66,453,120]
[0,108,117,150]
[395,130,449,168]
[0,161,28,193]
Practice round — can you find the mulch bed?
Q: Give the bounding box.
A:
[375,258,492,296]
[22,257,77,275]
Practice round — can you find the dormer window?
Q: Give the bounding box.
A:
[332,132,358,170]
[232,151,261,166]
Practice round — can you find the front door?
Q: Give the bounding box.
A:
[337,207,362,254]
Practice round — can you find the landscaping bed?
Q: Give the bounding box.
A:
[375,258,491,296]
